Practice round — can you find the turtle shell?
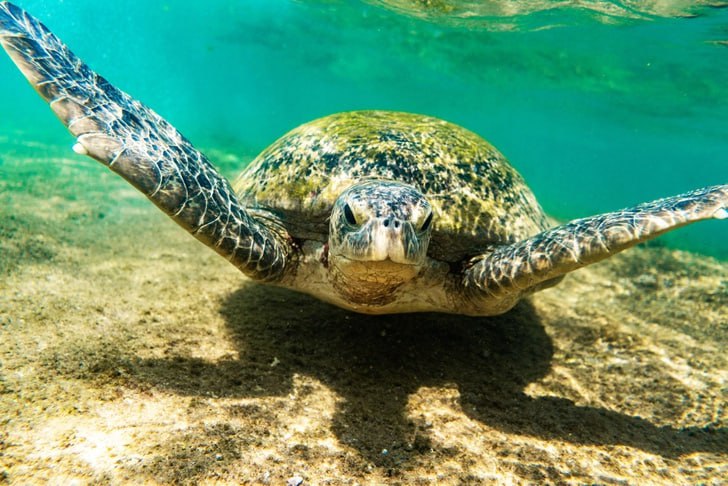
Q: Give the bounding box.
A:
[233,111,550,262]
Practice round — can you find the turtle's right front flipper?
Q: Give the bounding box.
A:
[0,2,291,280]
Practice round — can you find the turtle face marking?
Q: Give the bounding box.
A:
[328,181,433,304]
[330,180,433,264]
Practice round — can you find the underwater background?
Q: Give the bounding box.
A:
[1,3,728,483]
[1,0,727,258]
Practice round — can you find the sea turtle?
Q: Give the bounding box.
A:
[1,2,726,316]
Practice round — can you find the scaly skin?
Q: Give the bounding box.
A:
[0,1,292,281]
[463,185,728,313]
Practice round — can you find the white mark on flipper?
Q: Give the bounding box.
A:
[72,142,88,155]
[713,208,728,220]
[108,148,124,167]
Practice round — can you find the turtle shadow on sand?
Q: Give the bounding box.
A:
[131,283,725,469]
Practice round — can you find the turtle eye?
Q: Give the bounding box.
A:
[343,203,357,225]
[420,211,433,232]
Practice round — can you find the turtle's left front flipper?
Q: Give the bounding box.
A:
[0,2,291,281]
[463,185,727,310]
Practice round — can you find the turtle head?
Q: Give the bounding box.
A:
[328,180,433,304]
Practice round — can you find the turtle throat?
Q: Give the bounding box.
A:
[328,256,421,306]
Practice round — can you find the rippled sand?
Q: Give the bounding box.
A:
[1,151,726,484]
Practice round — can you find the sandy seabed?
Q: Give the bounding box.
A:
[0,149,726,484]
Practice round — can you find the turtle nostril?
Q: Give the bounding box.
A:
[383,219,390,227]
[394,220,400,229]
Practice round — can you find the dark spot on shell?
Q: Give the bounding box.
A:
[320,152,342,171]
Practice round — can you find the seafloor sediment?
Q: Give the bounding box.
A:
[0,149,726,484]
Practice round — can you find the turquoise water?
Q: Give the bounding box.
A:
[1,0,727,258]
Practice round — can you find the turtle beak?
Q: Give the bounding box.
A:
[336,213,428,265]
[368,216,422,264]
